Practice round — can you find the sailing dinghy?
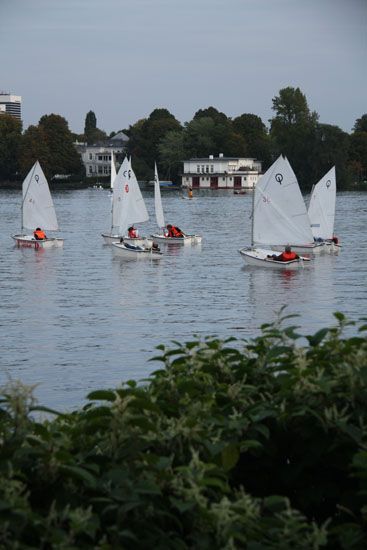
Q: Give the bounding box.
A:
[255,155,324,254]
[102,157,153,247]
[239,156,311,268]
[308,166,340,252]
[150,163,202,244]
[12,161,64,249]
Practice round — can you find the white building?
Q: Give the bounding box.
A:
[182,154,262,190]
[75,132,128,177]
[0,92,22,121]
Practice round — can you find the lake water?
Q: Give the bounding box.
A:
[1,187,366,411]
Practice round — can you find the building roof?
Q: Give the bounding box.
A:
[110,131,129,141]
[187,157,257,162]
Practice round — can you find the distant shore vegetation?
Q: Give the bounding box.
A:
[1,312,367,548]
[0,86,366,191]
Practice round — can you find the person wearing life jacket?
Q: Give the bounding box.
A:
[128,226,138,238]
[166,224,184,238]
[33,227,47,240]
[275,245,299,262]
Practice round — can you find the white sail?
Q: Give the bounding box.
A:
[111,157,149,235]
[22,161,59,231]
[110,152,117,189]
[154,163,165,229]
[308,166,336,240]
[253,155,314,246]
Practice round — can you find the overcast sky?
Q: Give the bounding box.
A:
[1,0,366,134]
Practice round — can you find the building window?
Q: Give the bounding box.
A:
[210,165,214,172]
[98,166,103,174]
[197,165,200,173]
[205,165,209,172]
[89,166,92,173]
[201,165,204,173]
[103,166,108,174]
[89,153,92,160]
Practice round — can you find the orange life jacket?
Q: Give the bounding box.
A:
[281,251,297,261]
[34,229,46,240]
[169,225,183,237]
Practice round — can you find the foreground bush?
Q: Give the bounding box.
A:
[0,312,367,549]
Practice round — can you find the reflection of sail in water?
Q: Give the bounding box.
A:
[244,256,336,334]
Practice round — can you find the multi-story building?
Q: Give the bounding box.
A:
[0,92,22,121]
[75,132,129,177]
[182,154,262,190]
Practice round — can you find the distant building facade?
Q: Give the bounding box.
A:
[0,92,22,121]
[182,154,262,189]
[75,132,129,177]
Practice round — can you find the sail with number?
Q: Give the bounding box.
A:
[308,167,336,240]
[22,161,59,232]
[253,155,314,246]
[154,163,165,229]
[111,157,149,236]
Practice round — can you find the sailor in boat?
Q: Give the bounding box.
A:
[128,226,139,238]
[187,186,193,199]
[33,227,47,240]
[166,224,185,238]
[267,245,300,262]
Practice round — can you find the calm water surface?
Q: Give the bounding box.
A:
[1,187,366,410]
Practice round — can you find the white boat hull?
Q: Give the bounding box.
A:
[102,233,153,247]
[150,233,202,245]
[269,242,325,254]
[12,234,64,249]
[239,247,311,269]
[112,242,163,260]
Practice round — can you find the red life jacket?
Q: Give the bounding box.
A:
[281,251,297,261]
[169,225,183,237]
[34,229,46,240]
[128,228,137,238]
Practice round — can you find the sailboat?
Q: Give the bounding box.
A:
[150,163,202,244]
[308,166,340,252]
[256,155,324,254]
[238,155,311,268]
[101,157,153,247]
[12,161,64,249]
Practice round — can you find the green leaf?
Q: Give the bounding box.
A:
[221,443,240,470]
[87,390,116,401]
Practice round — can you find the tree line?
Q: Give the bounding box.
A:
[0,86,366,191]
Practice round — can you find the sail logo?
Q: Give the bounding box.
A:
[262,196,270,203]
[35,175,42,184]
[326,180,331,188]
[125,184,129,193]
[275,173,283,184]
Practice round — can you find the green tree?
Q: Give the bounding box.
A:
[270,87,319,189]
[233,113,272,167]
[158,130,185,182]
[0,114,22,181]
[353,114,367,133]
[39,114,84,178]
[127,109,182,180]
[184,114,246,159]
[19,125,51,177]
[312,124,351,190]
[84,110,107,144]
[349,115,367,184]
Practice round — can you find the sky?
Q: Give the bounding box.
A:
[1,0,366,135]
